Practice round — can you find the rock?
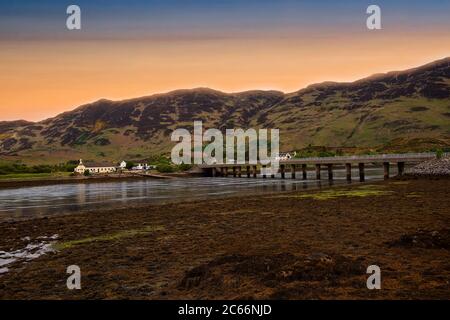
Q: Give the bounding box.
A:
[407,156,450,176]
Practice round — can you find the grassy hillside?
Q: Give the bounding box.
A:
[1,58,449,164]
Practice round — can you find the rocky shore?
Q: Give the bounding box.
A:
[407,156,450,177]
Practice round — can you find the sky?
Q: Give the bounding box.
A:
[1,0,449,121]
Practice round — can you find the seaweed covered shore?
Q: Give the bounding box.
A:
[0,178,449,299]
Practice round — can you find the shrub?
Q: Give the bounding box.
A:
[318,151,336,157]
[156,164,174,173]
[126,162,136,170]
[0,161,79,175]
[177,164,193,172]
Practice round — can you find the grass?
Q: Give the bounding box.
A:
[273,185,394,200]
[406,192,422,198]
[0,172,72,180]
[52,225,165,250]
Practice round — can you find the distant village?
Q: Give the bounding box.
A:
[73,152,296,175]
[74,159,156,175]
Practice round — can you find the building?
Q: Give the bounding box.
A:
[131,163,144,171]
[131,163,154,171]
[119,161,127,169]
[74,159,117,174]
[275,152,296,161]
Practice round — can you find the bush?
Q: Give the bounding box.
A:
[156,164,174,173]
[30,165,52,173]
[126,162,136,170]
[0,161,79,175]
[83,170,91,176]
[177,164,192,172]
[436,149,444,159]
[318,151,336,157]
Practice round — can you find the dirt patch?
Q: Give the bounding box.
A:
[179,253,367,299]
[387,229,450,250]
[181,253,365,286]
[409,106,429,112]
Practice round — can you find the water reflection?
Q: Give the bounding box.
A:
[0,167,395,220]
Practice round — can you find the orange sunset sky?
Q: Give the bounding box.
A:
[1,1,449,121]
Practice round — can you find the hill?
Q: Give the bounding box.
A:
[1,58,449,164]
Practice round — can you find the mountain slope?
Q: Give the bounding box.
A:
[1,58,449,164]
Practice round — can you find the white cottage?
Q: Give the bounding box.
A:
[74,159,116,174]
[275,152,296,161]
[119,161,127,169]
[131,163,151,171]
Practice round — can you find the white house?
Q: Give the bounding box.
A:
[275,152,296,161]
[74,159,116,174]
[131,163,143,170]
[119,161,127,169]
[131,163,148,171]
[74,160,86,174]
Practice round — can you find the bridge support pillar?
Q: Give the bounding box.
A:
[315,164,321,180]
[280,164,285,179]
[212,167,217,177]
[223,167,228,177]
[246,166,250,178]
[253,165,257,178]
[262,165,267,179]
[383,162,390,180]
[302,164,307,180]
[397,162,405,176]
[232,167,237,177]
[345,163,352,181]
[291,165,296,179]
[237,166,242,178]
[327,164,333,180]
[359,163,365,182]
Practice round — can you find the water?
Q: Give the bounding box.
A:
[0,235,58,274]
[0,167,395,221]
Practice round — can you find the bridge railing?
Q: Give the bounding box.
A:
[200,152,448,167]
[290,152,438,163]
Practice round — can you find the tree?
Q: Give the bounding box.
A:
[157,164,174,173]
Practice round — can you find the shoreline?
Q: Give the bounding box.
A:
[0,171,201,189]
[2,155,448,190]
[0,177,449,299]
[1,176,378,223]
